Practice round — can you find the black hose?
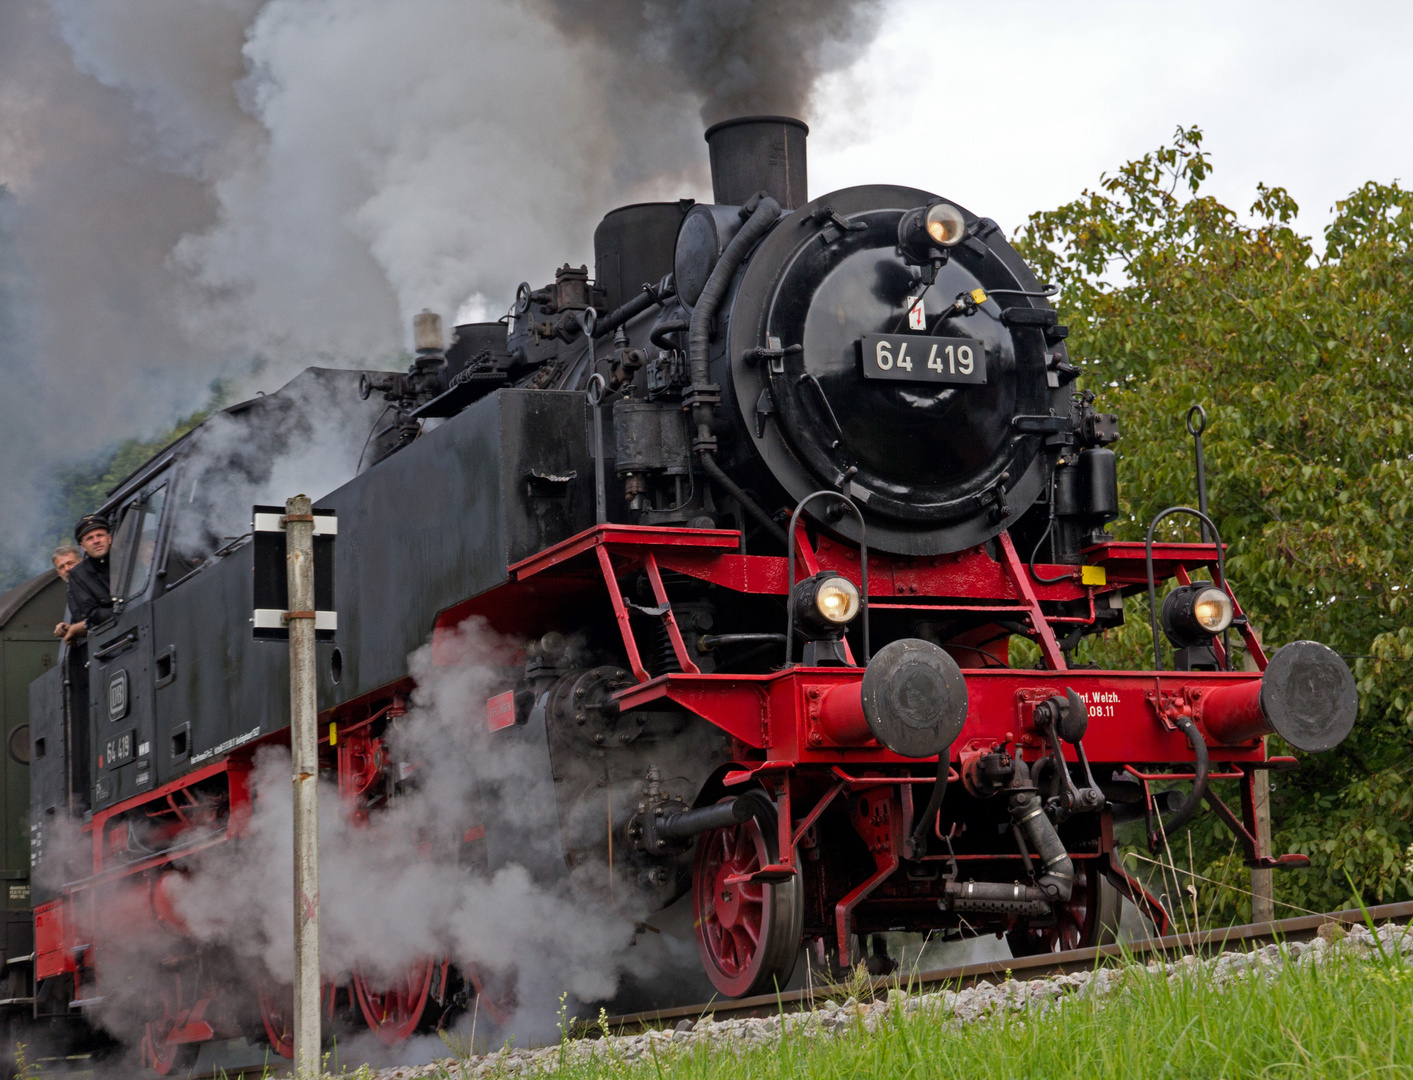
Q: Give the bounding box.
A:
[1147,714,1210,851]
[909,754,949,855]
[699,454,788,546]
[688,194,781,452]
[650,319,689,351]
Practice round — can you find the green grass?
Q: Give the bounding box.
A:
[516,941,1413,1080]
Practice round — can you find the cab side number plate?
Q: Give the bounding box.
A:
[105,730,135,769]
[860,333,987,384]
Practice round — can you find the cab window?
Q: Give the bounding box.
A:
[108,486,168,602]
[125,486,166,600]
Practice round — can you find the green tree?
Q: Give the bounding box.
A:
[1015,127,1413,919]
[0,382,234,592]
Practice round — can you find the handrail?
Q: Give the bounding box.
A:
[784,491,869,666]
[1145,505,1226,671]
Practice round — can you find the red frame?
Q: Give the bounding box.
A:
[40,520,1290,1027]
[470,523,1286,964]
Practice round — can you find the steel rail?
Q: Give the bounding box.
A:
[588,899,1413,1036]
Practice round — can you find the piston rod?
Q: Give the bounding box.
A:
[658,798,754,839]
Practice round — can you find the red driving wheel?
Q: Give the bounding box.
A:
[140,1022,192,1076]
[140,1008,198,1076]
[257,982,295,1059]
[352,958,436,1045]
[691,795,802,998]
[466,963,517,1026]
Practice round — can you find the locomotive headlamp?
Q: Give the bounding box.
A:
[794,573,861,637]
[815,576,861,625]
[898,201,969,267]
[1160,582,1234,668]
[925,203,967,246]
[792,573,862,666]
[1191,587,1234,633]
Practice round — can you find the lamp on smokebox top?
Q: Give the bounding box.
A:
[793,572,861,666]
[898,201,967,268]
[1160,581,1233,671]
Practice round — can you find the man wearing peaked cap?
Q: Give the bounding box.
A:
[55,514,114,644]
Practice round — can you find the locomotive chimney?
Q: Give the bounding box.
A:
[704,115,808,210]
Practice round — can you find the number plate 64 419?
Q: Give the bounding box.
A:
[859,333,987,385]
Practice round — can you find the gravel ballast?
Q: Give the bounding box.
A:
[360,921,1413,1080]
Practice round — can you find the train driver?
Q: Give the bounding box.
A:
[54,515,113,644]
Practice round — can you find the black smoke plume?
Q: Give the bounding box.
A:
[1,0,885,573]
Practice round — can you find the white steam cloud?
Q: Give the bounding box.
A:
[173,619,650,1036]
[31,619,657,1067]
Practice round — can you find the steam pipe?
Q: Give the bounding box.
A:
[687,194,784,543]
[942,757,1075,913]
[700,448,788,546]
[696,632,787,651]
[1007,757,1073,901]
[942,880,1051,916]
[593,275,675,340]
[688,193,780,451]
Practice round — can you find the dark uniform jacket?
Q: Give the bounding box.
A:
[66,553,112,626]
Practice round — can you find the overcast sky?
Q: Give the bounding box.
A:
[810,1,1413,243]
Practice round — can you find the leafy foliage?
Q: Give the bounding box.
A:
[0,383,234,591]
[1015,127,1413,918]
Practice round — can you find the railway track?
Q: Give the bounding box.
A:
[167,898,1413,1078]
[591,898,1413,1036]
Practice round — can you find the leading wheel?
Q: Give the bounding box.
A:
[691,792,803,998]
[1007,862,1121,956]
[353,958,436,1046]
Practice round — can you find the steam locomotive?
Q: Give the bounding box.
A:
[3,116,1358,1072]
